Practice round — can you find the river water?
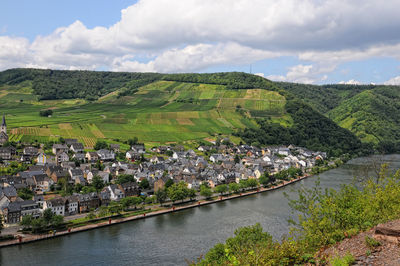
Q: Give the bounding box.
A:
[2,154,400,266]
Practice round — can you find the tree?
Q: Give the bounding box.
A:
[74,183,83,193]
[234,155,240,164]
[168,181,189,203]
[145,196,156,204]
[139,179,150,189]
[82,186,96,194]
[165,178,174,188]
[200,186,213,199]
[187,188,197,201]
[43,208,54,224]
[115,174,136,184]
[51,215,64,227]
[214,184,228,195]
[127,137,138,146]
[108,201,123,215]
[247,178,259,189]
[94,140,108,150]
[39,109,53,117]
[92,175,105,192]
[17,188,34,200]
[259,175,269,187]
[229,182,240,193]
[239,180,249,191]
[87,211,96,220]
[20,215,33,229]
[57,178,67,192]
[155,189,168,205]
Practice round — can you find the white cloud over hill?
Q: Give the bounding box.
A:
[1,0,400,83]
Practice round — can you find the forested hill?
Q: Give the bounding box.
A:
[0,68,279,100]
[0,68,163,100]
[0,68,391,154]
[279,82,400,151]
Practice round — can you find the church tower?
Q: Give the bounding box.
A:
[0,114,8,145]
[1,114,6,134]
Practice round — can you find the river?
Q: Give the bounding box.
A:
[2,154,400,266]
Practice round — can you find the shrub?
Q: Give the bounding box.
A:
[330,253,355,266]
[365,236,381,249]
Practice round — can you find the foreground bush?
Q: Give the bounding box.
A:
[197,164,400,265]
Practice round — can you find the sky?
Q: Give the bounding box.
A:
[1,0,400,85]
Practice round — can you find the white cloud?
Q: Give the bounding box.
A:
[1,0,400,77]
[384,76,400,85]
[111,42,276,73]
[267,64,335,84]
[339,79,362,85]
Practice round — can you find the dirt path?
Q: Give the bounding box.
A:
[321,219,400,265]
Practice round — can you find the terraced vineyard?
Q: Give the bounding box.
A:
[0,80,287,147]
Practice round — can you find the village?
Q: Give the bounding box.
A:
[0,115,330,228]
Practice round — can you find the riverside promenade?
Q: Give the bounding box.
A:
[0,174,311,248]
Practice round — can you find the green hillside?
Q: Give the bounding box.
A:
[0,69,363,155]
[280,82,400,151]
[0,70,287,147]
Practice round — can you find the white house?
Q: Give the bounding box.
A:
[36,153,47,165]
[97,149,115,161]
[105,185,125,201]
[87,170,110,184]
[64,195,79,215]
[43,198,65,216]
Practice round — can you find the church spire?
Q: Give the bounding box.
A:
[2,114,5,127]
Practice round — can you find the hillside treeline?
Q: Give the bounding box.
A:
[236,99,370,156]
[162,72,278,90]
[0,68,162,100]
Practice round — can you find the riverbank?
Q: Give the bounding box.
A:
[0,173,312,248]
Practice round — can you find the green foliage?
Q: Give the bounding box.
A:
[127,137,139,146]
[365,236,381,249]
[165,178,174,188]
[259,173,274,187]
[214,184,228,195]
[236,99,364,156]
[155,189,168,204]
[92,175,105,192]
[330,253,355,266]
[163,72,278,91]
[200,185,213,199]
[115,174,135,185]
[120,196,142,210]
[21,210,65,234]
[0,69,162,100]
[139,179,150,189]
[39,109,53,117]
[199,165,400,265]
[167,181,190,203]
[0,161,29,175]
[17,187,34,200]
[94,140,108,150]
[246,178,259,188]
[108,201,123,215]
[280,82,400,150]
[228,183,240,194]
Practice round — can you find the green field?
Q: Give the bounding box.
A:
[0,80,287,147]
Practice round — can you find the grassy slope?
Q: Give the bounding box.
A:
[279,82,400,144]
[0,79,287,147]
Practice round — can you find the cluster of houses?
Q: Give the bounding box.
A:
[0,114,326,226]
